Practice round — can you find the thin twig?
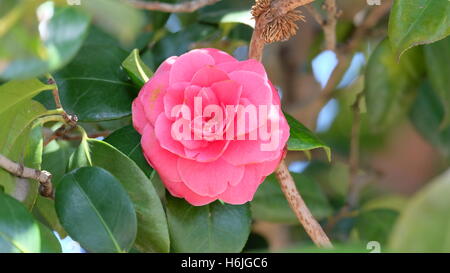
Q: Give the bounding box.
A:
[127,0,220,12]
[275,161,332,247]
[47,78,78,127]
[250,0,332,248]
[322,0,338,50]
[0,154,54,199]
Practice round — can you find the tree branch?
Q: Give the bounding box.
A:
[322,0,338,50]
[275,161,333,247]
[250,0,332,248]
[127,0,220,12]
[0,154,54,199]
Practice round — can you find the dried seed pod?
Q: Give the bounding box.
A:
[251,0,306,44]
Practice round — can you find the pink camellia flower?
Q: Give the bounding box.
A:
[132,48,289,206]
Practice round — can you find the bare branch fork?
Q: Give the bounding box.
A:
[126,0,220,13]
[0,154,54,199]
[250,0,332,248]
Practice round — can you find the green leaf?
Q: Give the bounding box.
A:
[284,112,331,161]
[355,209,399,245]
[104,125,153,178]
[0,4,90,80]
[55,166,137,253]
[122,49,153,87]
[38,222,62,253]
[32,140,75,238]
[0,99,47,200]
[0,79,54,115]
[19,125,43,209]
[0,191,40,253]
[166,195,251,253]
[388,0,450,59]
[410,82,450,158]
[80,0,144,45]
[152,23,218,65]
[364,39,424,130]
[389,169,450,252]
[53,27,138,122]
[251,173,332,223]
[424,37,450,127]
[69,137,169,253]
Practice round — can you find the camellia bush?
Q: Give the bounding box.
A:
[0,0,449,253]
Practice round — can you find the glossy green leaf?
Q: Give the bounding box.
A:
[364,39,424,130]
[55,166,137,253]
[410,82,450,157]
[32,140,75,238]
[105,125,153,178]
[355,209,399,245]
[252,173,332,223]
[38,222,62,253]
[0,79,54,115]
[69,138,169,253]
[0,191,40,253]
[0,99,47,199]
[424,37,450,127]
[122,49,153,87]
[18,125,43,209]
[388,0,450,58]
[389,169,450,252]
[54,28,138,122]
[0,4,90,80]
[166,195,251,253]
[285,112,331,161]
[80,0,144,45]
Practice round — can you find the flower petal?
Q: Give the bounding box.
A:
[196,48,237,64]
[169,50,215,84]
[177,158,245,197]
[141,125,181,182]
[165,180,217,206]
[219,165,264,204]
[228,70,272,107]
[217,59,267,79]
[191,66,229,87]
[132,97,148,134]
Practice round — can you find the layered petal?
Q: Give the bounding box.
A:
[177,157,245,197]
[169,50,215,84]
[141,125,181,182]
[219,165,264,204]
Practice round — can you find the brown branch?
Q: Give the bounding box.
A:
[0,154,54,199]
[250,0,332,248]
[322,0,339,50]
[47,78,78,127]
[127,0,220,12]
[275,161,332,247]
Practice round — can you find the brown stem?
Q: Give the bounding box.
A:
[0,154,54,199]
[127,0,220,12]
[323,0,338,50]
[276,161,332,247]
